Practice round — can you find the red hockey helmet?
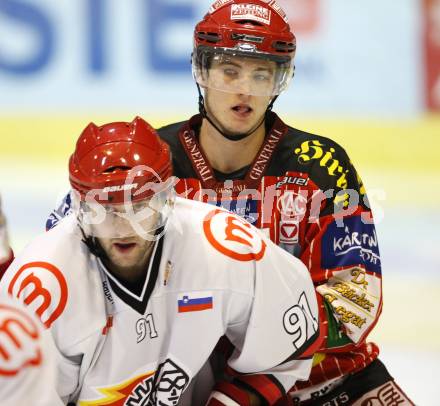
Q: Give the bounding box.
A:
[69,117,175,239]
[193,0,296,96]
[69,116,172,205]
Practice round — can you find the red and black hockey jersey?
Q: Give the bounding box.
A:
[158,112,382,401]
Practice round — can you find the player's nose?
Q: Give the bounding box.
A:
[235,79,253,96]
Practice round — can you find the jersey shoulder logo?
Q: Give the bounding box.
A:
[8,261,68,328]
[294,139,350,189]
[0,303,42,376]
[203,209,266,261]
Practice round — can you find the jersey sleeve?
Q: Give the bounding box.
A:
[225,232,320,393]
[301,148,383,350]
[0,295,65,406]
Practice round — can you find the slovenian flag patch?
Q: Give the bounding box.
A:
[178,292,213,313]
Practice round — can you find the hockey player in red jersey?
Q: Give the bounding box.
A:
[154,1,414,404]
[0,196,13,279]
[1,117,320,405]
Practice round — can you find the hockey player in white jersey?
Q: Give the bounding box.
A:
[0,294,63,406]
[0,117,320,405]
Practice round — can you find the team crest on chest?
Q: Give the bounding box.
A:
[277,190,308,219]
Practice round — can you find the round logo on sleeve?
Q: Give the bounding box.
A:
[0,303,42,376]
[8,262,68,328]
[203,209,266,261]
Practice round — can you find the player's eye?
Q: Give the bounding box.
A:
[223,67,239,78]
[132,202,148,214]
[253,72,271,82]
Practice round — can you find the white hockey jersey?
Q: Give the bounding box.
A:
[0,197,319,405]
[0,294,63,406]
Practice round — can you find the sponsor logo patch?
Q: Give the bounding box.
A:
[294,140,350,189]
[321,216,381,273]
[359,381,410,404]
[275,175,309,189]
[279,220,299,244]
[149,359,190,405]
[277,191,308,219]
[102,183,138,193]
[231,4,271,25]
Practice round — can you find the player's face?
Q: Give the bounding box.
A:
[89,199,162,278]
[204,57,273,136]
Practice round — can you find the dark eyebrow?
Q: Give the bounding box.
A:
[219,61,273,74]
[255,67,274,74]
[218,60,242,68]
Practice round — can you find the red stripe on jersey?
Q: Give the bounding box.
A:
[178,303,213,312]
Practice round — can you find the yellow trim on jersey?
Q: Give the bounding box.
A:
[79,370,155,406]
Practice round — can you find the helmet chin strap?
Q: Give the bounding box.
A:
[78,222,110,263]
[196,84,278,142]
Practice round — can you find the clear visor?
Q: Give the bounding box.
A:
[73,179,176,241]
[193,49,294,96]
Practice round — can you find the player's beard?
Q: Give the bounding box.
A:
[97,236,155,282]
